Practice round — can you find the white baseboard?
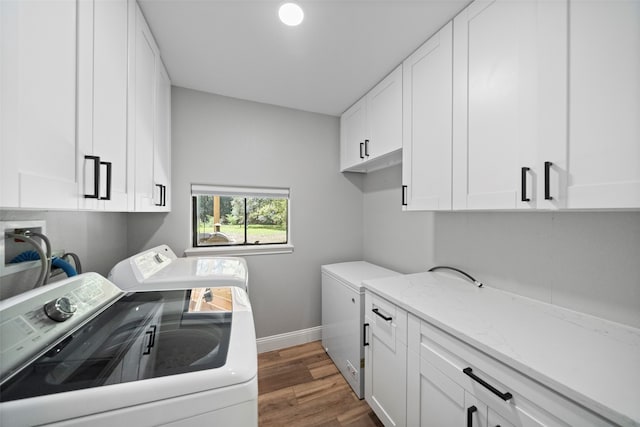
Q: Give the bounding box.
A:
[256,326,323,354]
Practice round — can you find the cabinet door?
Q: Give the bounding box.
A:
[154,61,171,211]
[452,0,566,210]
[364,293,406,426]
[77,0,129,211]
[130,2,159,212]
[340,98,367,171]
[408,352,467,426]
[367,65,402,160]
[402,22,453,211]
[0,0,78,209]
[566,0,640,208]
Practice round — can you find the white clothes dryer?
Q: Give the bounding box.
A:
[0,273,258,426]
[108,245,248,293]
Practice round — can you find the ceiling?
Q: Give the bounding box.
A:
[138,0,471,116]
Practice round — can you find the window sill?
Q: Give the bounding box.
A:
[184,244,294,257]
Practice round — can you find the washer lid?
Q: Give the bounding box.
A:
[0,286,252,402]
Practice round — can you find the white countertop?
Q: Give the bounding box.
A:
[362,272,640,427]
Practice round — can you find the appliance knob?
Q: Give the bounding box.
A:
[44,297,77,322]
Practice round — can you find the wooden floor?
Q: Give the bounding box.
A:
[258,341,384,427]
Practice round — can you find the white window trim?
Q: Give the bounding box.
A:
[185,243,294,257]
[190,183,292,255]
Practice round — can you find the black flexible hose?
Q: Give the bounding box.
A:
[428,266,484,288]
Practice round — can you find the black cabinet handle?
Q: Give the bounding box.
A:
[521,167,530,202]
[363,323,369,347]
[155,184,164,206]
[84,155,100,199]
[463,367,512,401]
[467,406,477,427]
[364,139,370,157]
[372,307,392,321]
[99,161,112,200]
[359,142,365,159]
[161,185,167,206]
[402,185,407,206]
[143,325,157,355]
[544,161,553,200]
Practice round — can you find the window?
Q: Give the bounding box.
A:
[191,185,289,248]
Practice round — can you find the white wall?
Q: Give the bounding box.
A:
[362,165,640,329]
[127,87,364,338]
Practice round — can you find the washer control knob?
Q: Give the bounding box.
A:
[44,297,77,322]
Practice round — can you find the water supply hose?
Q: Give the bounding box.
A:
[6,233,48,288]
[428,266,484,288]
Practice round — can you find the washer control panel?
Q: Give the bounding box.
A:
[0,273,123,383]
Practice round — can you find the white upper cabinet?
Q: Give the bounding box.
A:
[566,0,640,209]
[0,0,79,210]
[452,0,567,210]
[341,98,368,170]
[129,1,171,212]
[154,61,172,211]
[340,65,402,173]
[402,22,453,211]
[77,0,129,211]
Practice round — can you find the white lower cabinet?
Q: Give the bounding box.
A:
[364,291,407,427]
[406,314,609,427]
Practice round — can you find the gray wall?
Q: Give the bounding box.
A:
[0,210,128,298]
[127,87,364,338]
[362,165,640,329]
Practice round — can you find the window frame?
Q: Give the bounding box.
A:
[188,184,293,257]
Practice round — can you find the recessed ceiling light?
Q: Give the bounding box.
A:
[279,3,304,26]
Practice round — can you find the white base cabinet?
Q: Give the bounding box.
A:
[406,314,610,427]
[364,291,407,427]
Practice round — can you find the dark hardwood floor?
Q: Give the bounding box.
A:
[258,341,384,427]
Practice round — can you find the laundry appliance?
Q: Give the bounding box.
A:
[321,261,402,399]
[0,272,257,426]
[108,244,248,292]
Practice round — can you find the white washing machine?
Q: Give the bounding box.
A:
[321,261,402,399]
[0,272,258,426]
[108,245,248,293]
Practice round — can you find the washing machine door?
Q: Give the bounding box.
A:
[0,287,233,402]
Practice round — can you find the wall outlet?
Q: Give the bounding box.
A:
[0,220,47,278]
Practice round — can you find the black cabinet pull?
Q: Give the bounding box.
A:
[467,406,477,427]
[143,325,157,355]
[84,155,100,199]
[99,161,112,200]
[402,185,407,206]
[359,142,365,159]
[521,167,530,202]
[155,184,164,206]
[463,367,512,401]
[363,323,369,347]
[161,185,167,206]
[364,139,370,157]
[544,161,553,200]
[372,307,392,321]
